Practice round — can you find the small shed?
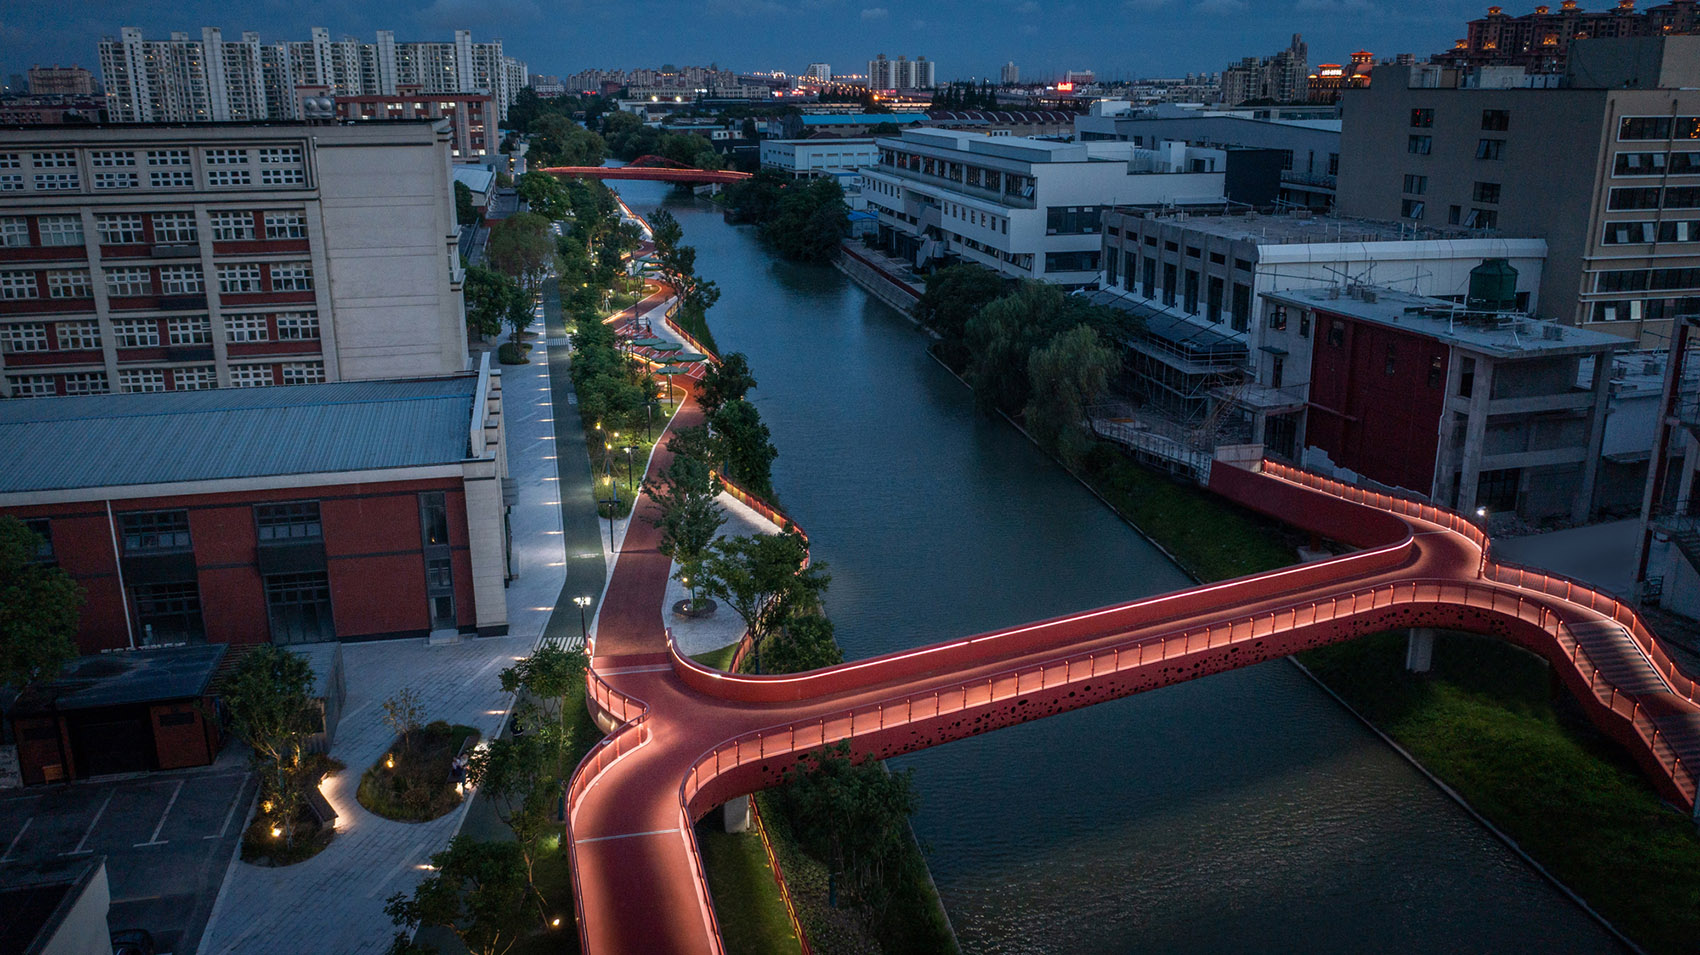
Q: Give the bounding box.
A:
[287,643,346,755]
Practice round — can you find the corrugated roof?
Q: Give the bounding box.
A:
[13,644,227,713]
[0,377,477,494]
[452,165,496,193]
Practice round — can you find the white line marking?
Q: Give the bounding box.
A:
[62,791,113,855]
[204,779,248,841]
[575,827,681,845]
[134,778,184,847]
[1,817,32,862]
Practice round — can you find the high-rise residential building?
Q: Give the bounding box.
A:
[804,63,832,83]
[1336,34,1700,347]
[867,54,936,90]
[1220,35,1309,105]
[1434,0,1700,73]
[0,121,469,398]
[27,66,96,96]
[1307,50,1378,104]
[97,26,528,123]
[1001,61,1019,85]
[1065,69,1096,86]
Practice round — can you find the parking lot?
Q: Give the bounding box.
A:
[0,766,254,955]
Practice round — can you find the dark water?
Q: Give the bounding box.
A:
[611,181,1624,955]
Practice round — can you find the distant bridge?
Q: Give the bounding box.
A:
[542,155,751,185]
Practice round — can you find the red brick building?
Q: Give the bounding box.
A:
[1,362,511,654]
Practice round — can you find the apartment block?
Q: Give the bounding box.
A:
[0,121,468,398]
[327,88,495,162]
[27,66,96,96]
[98,26,527,123]
[1337,35,1700,347]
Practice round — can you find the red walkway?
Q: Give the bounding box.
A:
[564,346,1700,955]
[542,165,751,185]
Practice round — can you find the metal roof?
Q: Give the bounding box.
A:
[12,644,227,713]
[1083,289,1248,359]
[0,376,478,494]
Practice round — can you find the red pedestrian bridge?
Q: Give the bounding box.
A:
[542,155,751,185]
[567,395,1700,954]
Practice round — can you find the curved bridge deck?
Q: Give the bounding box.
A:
[565,386,1700,954]
[541,165,752,185]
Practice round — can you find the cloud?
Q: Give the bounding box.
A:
[860,6,889,19]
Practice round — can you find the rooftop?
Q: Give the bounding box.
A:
[12,644,227,714]
[0,375,479,494]
[799,113,926,125]
[1107,211,1527,247]
[1265,285,1631,358]
[452,164,495,193]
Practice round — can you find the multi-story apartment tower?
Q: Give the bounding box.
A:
[0,121,469,398]
[1001,61,1020,85]
[97,27,528,122]
[1220,35,1309,106]
[1434,0,1700,73]
[27,67,96,96]
[867,54,936,91]
[1337,34,1700,347]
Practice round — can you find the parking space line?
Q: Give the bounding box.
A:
[135,779,184,847]
[204,778,249,841]
[0,817,31,863]
[61,791,113,856]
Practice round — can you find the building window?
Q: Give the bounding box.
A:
[104,267,152,297]
[1615,151,1668,176]
[1466,208,1498,229]
[1619,116,1675,140]
[147,149,190,166]
[218,264,263,294]
[1476,139,1506,160]
[275,312,320,340]
[46,269,91,299]
[168,316,212,344]
[0,216,27,247]
[55,321,100,350]
[89,151,135,167]
[0,271,38,300]
[1183,269,1200,314]
[118,368,166,393]
[96,214,145,244]
[208,212,256,241]
[1660,220,1700,243]
[1268,305,1288,331]
[1401,198,1426,220]
[269,262,313,292]
[1667,186,1700,209]
[1141,256,1155,298]
[1410,108,1434,128]
[1472,182,1501,204]
[265,572,334,645]
[203,148,249,165]
[1402,174,1428,195]
[1328,320,1345,347]
[38,215,82,246]
[133,581,204,645]
[1231,283,1251,332]
[1481,109,1510,132]
[159,266,204,294]
[150,170,193,189]
[264,212,306,239]
[207,169,252,187]
[1605,221,1654,244]
[1,323,48,353]
[23,519,53,562]
[1448,204,1462,225]
[230,364,274,388]
[151,212,197,244]
[0,176,19,192]
[173,366,216,390]
[112,319,160,348]
[63,371,107,395]
[33,173,79,191]
[256,501,322,541]
[281,361,325,385]
[122,510,192,552]
[1384,342,1398,376]
[1609,187,1663,211]
[1428,354,1445,388]
[260,167,305,186]
[1477,468,1521,513]
[1299,311,1312,338]
[1407,135,1432,155]
[1161,263,1177,306]
[426,557,453,591]
[225,314,269,342]
[93,171,138,191]
[8,374,55,397]
[420,491,450,546]
[258,147,303,164]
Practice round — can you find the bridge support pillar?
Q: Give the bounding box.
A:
[722,795,752,833]
[1405,628,1436,674]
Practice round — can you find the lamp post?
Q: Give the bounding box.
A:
[603,475,618,552]
[573,595,591,645]
[623,445,638,491]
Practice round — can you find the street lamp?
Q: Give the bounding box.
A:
[573,595,592,645]
[603,475,618,552]
[623,445,638,491]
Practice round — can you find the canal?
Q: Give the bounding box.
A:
[609,180,1623,954]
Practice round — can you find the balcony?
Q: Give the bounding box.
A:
[871,165,1035,210]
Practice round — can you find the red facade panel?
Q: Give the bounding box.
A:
[1305,308,1449,495]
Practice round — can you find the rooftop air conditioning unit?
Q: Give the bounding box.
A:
[1542,324,1564,340]
[1361,290,1378,304]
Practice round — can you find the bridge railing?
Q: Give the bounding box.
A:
[679,576,1696,815]
[1259,460,1491,554]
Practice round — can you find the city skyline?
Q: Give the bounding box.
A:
[7,0,1508,85]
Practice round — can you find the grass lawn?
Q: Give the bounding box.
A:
[692,641,741,671]
[1300,632,1700,955]
[356,724,479,822]
[697,821,805,955]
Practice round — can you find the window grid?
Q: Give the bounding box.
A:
[55,321,101,350]
[151,212,197,244]
[230,364,274,387]
[281,361,325,385]
[31,152,76,168]
[33,173,79,191]
[104,267,153,297]
[208,212,255,241]
[93,171,138,190]
[46,270,92,299]
[167,316,212,344]
[257,147,303,164]
[63,371,107,395]
[159,266,204,294]
[121,510,192,552]
[147,150,191,166]
[0,217,28,247]
[207,169,252,187]
[0,271,38,300]
[118,368,166,393]
[173,366,216,390]
[96,214,145,244]
[0,323,48,353]
[150,170,193,189]
[275,312,320,340]
[38,215,82,246]
[264,212,306,238]
[270,262,312,292]
[112,319,160,348]
[225,313,269,342]
[8,374,55,397]
[255,501,322,540]
[218,264,262,294]
[203,148,249,165]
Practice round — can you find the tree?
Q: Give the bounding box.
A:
[381,687,425,754]
[385,838,531,955]
[486,212,555,296]
[454,181,478,226]
[1025,324,1119,466]
[464,265,518,340]
[698,352,756,414]
[0,517,83,692]
[498,643,587,768]
[914,263,1005,349]
[708,398,777,499]
[647,453,726,611]
[757,178,849,263]
[781,742,919,912]
[223,645,318,847]
[696,531,829,673]
[515,172,572,221]
[464,734,554,921]
[529,114,606,168]
[763,613,842,674]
